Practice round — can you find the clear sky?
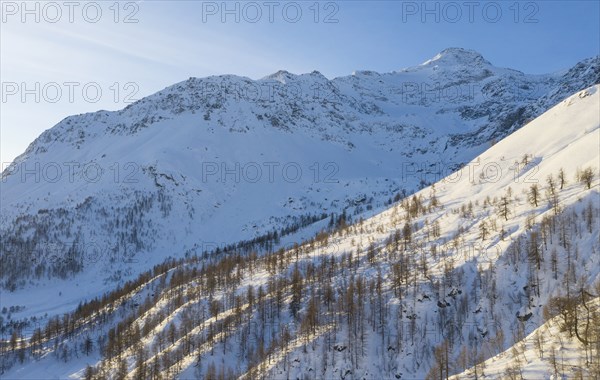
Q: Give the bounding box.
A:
[1,0,599,164]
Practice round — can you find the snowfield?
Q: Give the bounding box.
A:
[1,49,598,326]
[1,78,598,378]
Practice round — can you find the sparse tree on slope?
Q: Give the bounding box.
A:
[557,168,567,189]
[479,221,489,241]
[528,184,540,207]
[579,167,595,189]
[497,196,511,221]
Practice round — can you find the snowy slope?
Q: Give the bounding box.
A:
[0,49,598,338]
[451,297,600,379]
[246,86,600,380]
[2,83,598,379]
[178,84,600,379]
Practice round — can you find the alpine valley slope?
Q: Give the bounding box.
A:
[0,48,598,322]
[1,83,598,378]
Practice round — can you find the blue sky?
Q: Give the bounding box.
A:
[1,0,599,164]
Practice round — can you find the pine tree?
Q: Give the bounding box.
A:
[9,330,18,352]
[529,231,542,270]
[479,221,489,241]
[427,340,450,379]
[528,184,540,207]
[83,365,95,380]
[402,222,412,250]
[133,345,147,380]
[546,174,560,215]
[83,335,94,355]
[497,196,511,221]
[558,168,567,189]
[579,167,595,189]
[289,264,303,319]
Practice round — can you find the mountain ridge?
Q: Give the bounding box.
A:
[2,84,598,380]
[1,49,598,296]
[7,50,598,170]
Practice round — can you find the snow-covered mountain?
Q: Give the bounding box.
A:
[1,79,598,379]
[0,48,598,313]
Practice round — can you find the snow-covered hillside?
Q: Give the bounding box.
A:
[451,296,600,379]
[1,80,598,379]
[1,49,598,311]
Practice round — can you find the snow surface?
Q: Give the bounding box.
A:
[3,80,598,379]
[1,51,598,332]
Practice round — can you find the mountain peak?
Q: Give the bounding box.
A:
[421,47,491,67]
[263,69,297,83]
